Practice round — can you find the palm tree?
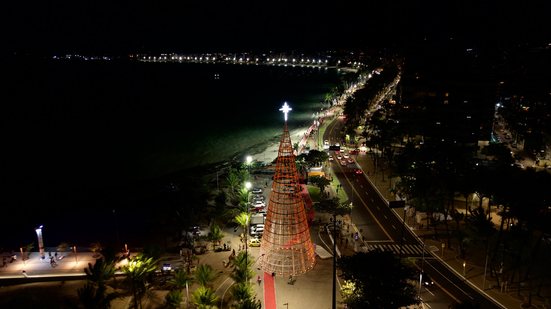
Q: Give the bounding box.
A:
[77,281,120,309]
[229,282,253,305]
[233,297,262,309]
[170,268,194,306]
[84,258,116,287]
[78,258,119,309]
[164,290,183,309]
[229,250,253,284]
[208,223,225,250]
[194,264,217,288]
[233,212,251,243]
[230,281,261,309]
[121,253,159,309]
[191,286,219,308]
[226,169,242,201]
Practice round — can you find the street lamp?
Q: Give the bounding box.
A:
[463,261,466,276]
[73,246,77,264]
[246,155,253,176]
[244,181,252,280]
[35,225,45,259]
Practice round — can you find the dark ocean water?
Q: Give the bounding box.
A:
[3,58,347,249]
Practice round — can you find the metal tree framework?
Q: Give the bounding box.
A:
[259,108,316,276]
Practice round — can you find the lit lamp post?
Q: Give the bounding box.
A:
[35,225,45,259]
[245,155,253,180]
[73,246,77,264]
[463,261,466,276]
[244,181,252,279]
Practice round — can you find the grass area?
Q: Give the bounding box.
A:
[307,180,348,204]
[307,185,322,202]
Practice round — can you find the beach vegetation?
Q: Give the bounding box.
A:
[195,263,217,288]
[121,253,159,309]
[78,256,120,309]
[233,212,251,238]
[168,268,194,307]
[207,223,224,250]
[229,250,254,284]
[164,289,182,308]
[191,285,219,308]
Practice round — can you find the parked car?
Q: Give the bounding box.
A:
[252,195,265,202]
[250,224,264,236]
[251,200,265,207]
[251,187,263,194]
[249,237,261,247]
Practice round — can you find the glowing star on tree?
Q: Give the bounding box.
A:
[279,102,292,121]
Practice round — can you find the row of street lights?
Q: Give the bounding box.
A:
[245,155,253,281]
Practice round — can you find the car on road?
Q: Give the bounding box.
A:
[354,168,363,175]
[340,160,347,166]
[421,272,434,286]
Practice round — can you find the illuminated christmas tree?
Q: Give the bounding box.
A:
[259,102,316,276]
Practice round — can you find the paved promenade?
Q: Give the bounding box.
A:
[0,250,96,278]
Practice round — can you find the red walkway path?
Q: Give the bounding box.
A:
[263,272,276,309]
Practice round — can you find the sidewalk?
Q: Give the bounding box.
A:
[0,250,98,278]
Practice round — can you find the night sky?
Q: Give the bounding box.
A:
[5,1,551,54]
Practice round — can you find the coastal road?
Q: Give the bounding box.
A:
[323,117,504,308]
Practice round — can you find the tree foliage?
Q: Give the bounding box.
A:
[338,250,419,309]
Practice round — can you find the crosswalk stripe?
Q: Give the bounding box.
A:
[362,243,427,256]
